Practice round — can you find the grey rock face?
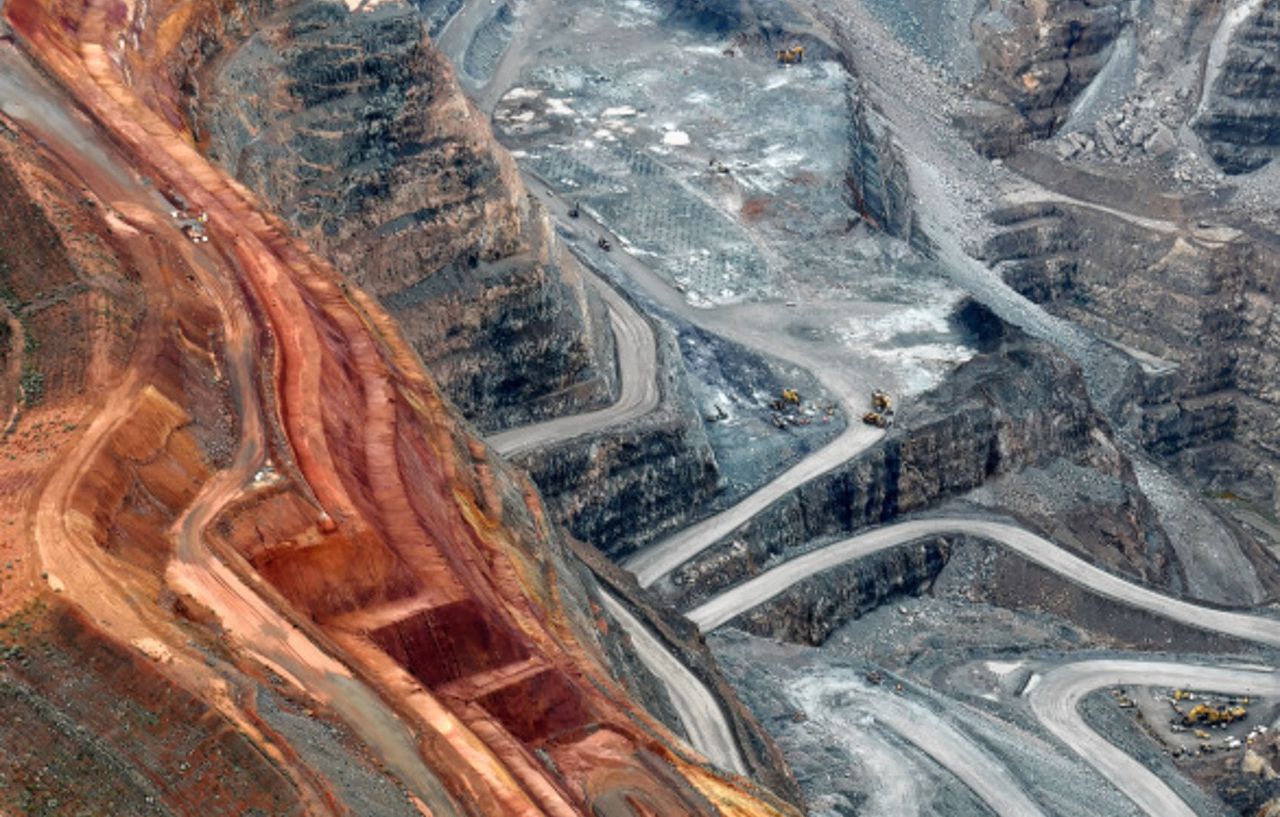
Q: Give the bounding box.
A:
[1195,1,1280,174]
[513,329,719,560]
[662,332,1117,608]
[985,200,1280,511]
[197,1,617,431]
[846,91,918,242]
[730,536,952,645]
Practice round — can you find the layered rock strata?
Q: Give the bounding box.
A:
[961,0,1129,155]
[514,327,719,561]
[986,197,1280,514]
[1,0,801,809]
[197,0,616,431]
[661,326,1133,609]
[1194,0,1280,174]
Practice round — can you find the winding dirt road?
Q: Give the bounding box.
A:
[596,590,748,775]
[486,271,658,456]
[515,172,886,588]
[792,674,1052,817]
[686,517,1280,645]
[1029,660,1280,817]
[434,4,888,777]
[688,513,1280,817]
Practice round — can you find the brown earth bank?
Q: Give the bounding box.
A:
[0,0,800,812]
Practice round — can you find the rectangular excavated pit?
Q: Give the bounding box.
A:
[368,598,529,688]
[476,667,590,745]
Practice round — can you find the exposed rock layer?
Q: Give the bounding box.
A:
[1194,1,1280,174]
[662,330,1135,609]
[198,0,615,431]
[962,0,1129,155]
[986,198,1280,514]
[2,0,802,809]
[514,328,719,561]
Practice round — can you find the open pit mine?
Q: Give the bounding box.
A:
[3,0,1280,815]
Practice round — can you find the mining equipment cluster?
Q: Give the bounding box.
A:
[862,390,894,428]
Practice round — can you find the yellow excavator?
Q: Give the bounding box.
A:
[776,45,804,65]
[1182,703,1248,727]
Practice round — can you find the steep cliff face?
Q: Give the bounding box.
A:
[845,89,917,242]
[514,329,720,561]
[985,200,1280,512]
[1193,0,1280,174]
[662,326,1131,608]
[962,0,1129,154]
[197,0,616,431]
[731,536,951,646]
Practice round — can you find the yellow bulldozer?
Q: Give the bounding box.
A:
[781,388,801,405]
[872,390,892,412]
[776,45,804,65]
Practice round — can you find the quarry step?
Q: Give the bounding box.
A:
[434,656,548,701]
[318,586,470,631]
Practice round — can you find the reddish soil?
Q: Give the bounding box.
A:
[0,0,798,813]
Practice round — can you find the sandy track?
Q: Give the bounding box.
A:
[690,514,1280,817]
[1029,660,1280,817]
[486,272,659,457]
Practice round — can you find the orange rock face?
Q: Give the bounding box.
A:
[0,0,798,814]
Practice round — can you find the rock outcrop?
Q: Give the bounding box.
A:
[986,198,1280,513]
[197,1,616,431]
[662,321,1128,608]
[845,90,917,242]
[730,536,952,646]
[962,0,1129,154]
[514,328,719,561]
[1194,1,1280,174]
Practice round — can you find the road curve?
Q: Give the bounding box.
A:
[1028,660,1280,817]
[686,517,1280,646]
[486,271,659,456]
[0,38,467,814]
[792,674,1051,817]
[596,590,748,775]
[511,179,885,589]
[688,514,1280,817]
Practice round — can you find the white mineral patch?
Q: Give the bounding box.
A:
[545,97,575,116]
[503,86,541,101]
[987,661,1022,677]
[132,637,174,663]
[663,130,691,146]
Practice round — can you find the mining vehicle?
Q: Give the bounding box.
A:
[781,388,801,405]
[776,45,804,65]
[597,236,611,252]
[1181,703,1248,728]
[568,202,580,218]
[872,390,892,412]
[862,411,890,428]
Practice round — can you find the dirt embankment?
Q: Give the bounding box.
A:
[1,0,801,811]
